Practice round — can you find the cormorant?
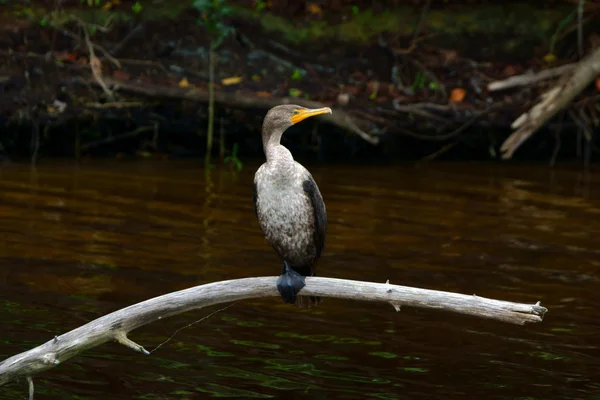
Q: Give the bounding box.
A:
[253,104,330,308]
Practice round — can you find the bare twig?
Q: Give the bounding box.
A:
[0,276,547,389]
[412,0,431,45]
[75,18,114,100]
[395,102,504,142]
[500,46,600,159]
[27,376,34,400]
[111,24,144,56]
[487,64,576,92]
[392,100,452,123]
[52,22,121,69]
[578,0,585,58]
[420,140,459,163]
[149,303,236,354]
[31,119,40,165]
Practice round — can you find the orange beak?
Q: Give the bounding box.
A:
[290,107,332,125]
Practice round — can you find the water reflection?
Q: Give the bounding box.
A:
[0,160,599,399]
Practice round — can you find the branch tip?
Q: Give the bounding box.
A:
[115,332,150,355]
[390,302,401,312]
[27,376,34,400]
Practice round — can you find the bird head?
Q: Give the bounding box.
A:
[262,104,332,142]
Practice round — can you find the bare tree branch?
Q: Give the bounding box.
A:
[487,64,576,92]
[500,46,600,159]
[0,276,547,391]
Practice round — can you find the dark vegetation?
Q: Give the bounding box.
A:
[0,0,599,164]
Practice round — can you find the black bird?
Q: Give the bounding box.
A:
[253,104,330,308]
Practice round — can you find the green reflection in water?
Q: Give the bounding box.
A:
[275,332,383,346]
[230,340,280,350]
[197,344,234,357]
[237,321,265,327]
[366,393,400,400]
[275,332,336,342]
[171,390,194,395]
[221,316,237,321]
[369,352,398,359]
[332,337,362,345]
[288,350,305,355]
[385,329,396,333]
[196,383,274,398]
[313,354,350,361]
[213,365,317,390]
[529,351,568,361]
[403,367,428,373]
[0,300,21,311]
[137,394,171,399]
[152,357,194,369]
[550,327,572,332]
[257,358,392,384]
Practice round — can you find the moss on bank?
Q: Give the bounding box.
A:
[233,3,572,46]
[5,1,574,46]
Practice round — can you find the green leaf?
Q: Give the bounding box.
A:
[193,0,211,11]
[132,1,142,14]
[39,17,47,27]
[291,68,303,80]
[255,0,267,12]
[288,88,302,97]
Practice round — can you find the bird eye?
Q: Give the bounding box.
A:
[293,110,299,115]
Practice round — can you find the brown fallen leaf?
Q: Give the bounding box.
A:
[450,88,466,103]
[306,3,322,15]
[256,91,271,97]
[55,51,79,63]
[221,76,243,86]
[503,65,517,76]
[178,77,190,88]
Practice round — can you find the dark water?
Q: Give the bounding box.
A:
[0,160,599,400]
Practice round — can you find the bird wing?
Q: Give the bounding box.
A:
[302,174,327,271]
[252,180,259,219]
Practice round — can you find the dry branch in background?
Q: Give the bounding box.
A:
[92,77,380,145]
[500,46,600,159]
[0,276,547,398]
[487,64,576,92]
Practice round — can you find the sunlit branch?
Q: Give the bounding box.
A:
[0,276,547,395]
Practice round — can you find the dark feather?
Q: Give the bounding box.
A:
[252,181,258,218]
[303,175,327,274]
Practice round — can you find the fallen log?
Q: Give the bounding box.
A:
[0,276,547,398]
[500,46,600,159]
[85,77,381,145]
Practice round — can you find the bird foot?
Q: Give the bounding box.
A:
[277,262,306,304]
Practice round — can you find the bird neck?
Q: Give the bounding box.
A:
[263,125,294,166]
[265,143,294,167]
